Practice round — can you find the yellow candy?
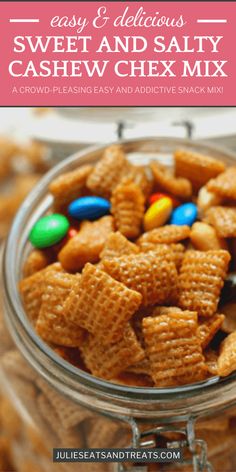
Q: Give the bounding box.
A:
[144,197,173,231]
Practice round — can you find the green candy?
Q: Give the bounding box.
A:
[29,214,69,249]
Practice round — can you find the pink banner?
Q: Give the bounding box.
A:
[0,2,235,105]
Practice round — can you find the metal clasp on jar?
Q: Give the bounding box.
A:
[115,416,213,472]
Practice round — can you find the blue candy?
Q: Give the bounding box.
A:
[68,196,111,221]
[170,202,197,226]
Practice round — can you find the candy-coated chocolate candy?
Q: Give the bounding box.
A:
[29,214,69,249]
[53,227,78,254]
[68,196,110,221]
[68,228,78,239]
[170,202,197,227]
[144,197,173,231]
[149,192,180,208]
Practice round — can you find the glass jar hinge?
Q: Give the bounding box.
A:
[114,416,214,472]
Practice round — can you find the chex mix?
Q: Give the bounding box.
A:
[19,145,236,387]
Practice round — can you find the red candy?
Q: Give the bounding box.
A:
[51,227,78,255]
[149,193,180,208]
[68,228,78,239]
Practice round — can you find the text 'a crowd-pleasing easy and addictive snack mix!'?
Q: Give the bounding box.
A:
[19,144,236,388]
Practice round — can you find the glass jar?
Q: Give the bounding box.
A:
[1,137,236,472]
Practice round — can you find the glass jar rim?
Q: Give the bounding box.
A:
[3,137,236,416]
